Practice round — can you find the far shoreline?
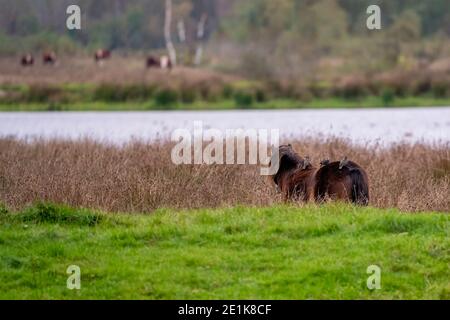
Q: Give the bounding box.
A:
[1,96,450,112]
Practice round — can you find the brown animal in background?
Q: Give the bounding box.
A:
[160,55,172,70]
[146,55,160,68]
[21,54,34,66]
[270,144,369,205]
[42,51,57,65]
[146,55,172,70]
[94,49,111,63]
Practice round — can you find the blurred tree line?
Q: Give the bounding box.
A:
[0,0,228,54]
[1,0,447,50]
[0,0,448,76]
[220,0,449,78]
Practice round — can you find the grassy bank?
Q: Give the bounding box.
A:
[0,203,448,299]
[1,95,450,111]
[1,62,449,111]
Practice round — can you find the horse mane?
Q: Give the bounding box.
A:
[272,145,305,187]
[280,146,302,168]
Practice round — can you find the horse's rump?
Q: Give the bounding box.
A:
[314,161,369,205]
[348,167,369,205]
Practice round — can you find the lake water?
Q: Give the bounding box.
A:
[1,108,449,145]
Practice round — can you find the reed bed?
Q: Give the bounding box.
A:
[0,137,448,213]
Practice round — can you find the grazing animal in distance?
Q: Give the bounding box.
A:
[146,55,160,68]
[94,49,111,63]
[160,55,172,70]
[42,51,57,65]
[146,55,172,70]
[269,145,369,205]
[21,54,34,66]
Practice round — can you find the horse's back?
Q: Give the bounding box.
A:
[315,161,369,205]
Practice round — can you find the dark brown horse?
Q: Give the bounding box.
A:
[270,144,369,205]
[146,55,160,68]
[42,51,57,65]
[94,49,111,63]
[21,54,34,66]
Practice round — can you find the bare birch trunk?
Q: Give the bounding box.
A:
[164,0,177,66]
[177,20,186,43]
[194,14,207,66]
[177,20,186,64]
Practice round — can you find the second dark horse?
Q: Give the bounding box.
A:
[270,145,369,205]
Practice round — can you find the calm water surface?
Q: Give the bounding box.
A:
[1,107,449,145]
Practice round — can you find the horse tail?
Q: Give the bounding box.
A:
[349,168,369,206]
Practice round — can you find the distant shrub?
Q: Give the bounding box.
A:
[123,84,155,101]
[264,80,284,99]
[239,52,273,79]
[381,88,395,106]
[198,84,211,101]
[234,91,254,108]
[93,84,124,102]
[180,89,196,104]
[26,85,63,103]
[268,82,309,100]
[47,103,63,111]
[411,78,431,96]
[333,76,368,99]
[255,88,268,103]
[221,84,234,99]
[308,82,331,99]
[339,85,368,99]
[154,88,178,107]
[431,81,449,98]
[197,82,221,102]
[93,84,154,102]
[294,86,314,102]
[380,74,409,97]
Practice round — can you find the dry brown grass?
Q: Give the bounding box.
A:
[0,137,448,213]
[0,56,237,87]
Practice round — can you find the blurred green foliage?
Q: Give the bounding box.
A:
[0,0,447,55]
[0,0,448,98]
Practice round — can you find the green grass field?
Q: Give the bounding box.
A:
[0,203,448,299]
